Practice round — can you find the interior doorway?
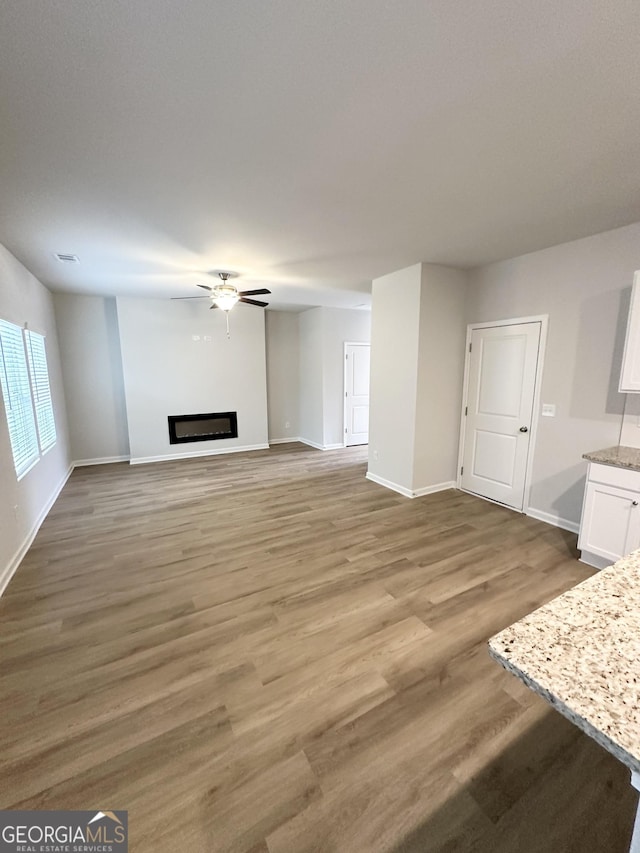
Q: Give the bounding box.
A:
[344,342,370,446]
[458,317,547,511]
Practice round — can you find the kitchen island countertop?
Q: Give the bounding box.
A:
[489,549,640,774]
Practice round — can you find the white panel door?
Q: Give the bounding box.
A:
[345,343,370,446]
[461,322,541,509]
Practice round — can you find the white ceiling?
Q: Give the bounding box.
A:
[1,0,639,311]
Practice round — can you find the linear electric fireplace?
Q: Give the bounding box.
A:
[168,411,238,444]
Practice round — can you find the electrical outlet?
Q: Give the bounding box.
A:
[373,450,379,460]
[285,421,290,429]
[541,404,556,417]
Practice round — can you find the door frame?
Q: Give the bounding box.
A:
[343,341,371,447]
[456,314,549,513]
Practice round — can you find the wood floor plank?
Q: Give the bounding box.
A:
[0,443,634,852]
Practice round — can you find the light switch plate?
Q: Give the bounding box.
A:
[542,403,556,417]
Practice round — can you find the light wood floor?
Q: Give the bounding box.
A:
[0,443,636,852]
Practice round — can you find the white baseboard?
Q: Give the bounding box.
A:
[129,443,270,465]
[366,471,413,497]
[297,437,324,451]
[0,463,73,598]
[297,438,345,452]
[579,551,613,571]
[73,455,130,467]
[366,472,455,499]
[525,507,579,534]
[413,481,457,498]
[268,437,301,445]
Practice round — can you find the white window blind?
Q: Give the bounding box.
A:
[0,320,39,478]
[25,329,56,452]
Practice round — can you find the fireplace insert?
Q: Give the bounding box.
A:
[168,411,238,444]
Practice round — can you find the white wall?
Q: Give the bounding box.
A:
[467,221,640,528]
[368,263,468,495]
[620,392,640,448]
[368,264,422,489]
[414,264,467,490]
[298,309,325,448]
[54,294,129,464]
[265,311,300,442]
[321,308,371,448]
[297,307,371,449]
[0,244,72,592]
[116,297,269,462]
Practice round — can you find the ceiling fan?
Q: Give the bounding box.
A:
[172,271,271,337]
[196,272,271,311]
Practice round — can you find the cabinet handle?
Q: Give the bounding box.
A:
[633,501,639,507]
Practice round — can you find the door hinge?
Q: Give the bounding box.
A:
[345,428,348,434]
[460,466,464,475]
[465,406,468,416]
[469,342,472,353]
[345,353,348,359]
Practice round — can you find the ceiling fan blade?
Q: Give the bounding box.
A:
[239,288,271,296]
[209,303,219,309]
[240,297,269,307]
[197,284,213,291]
[171,296,209,300]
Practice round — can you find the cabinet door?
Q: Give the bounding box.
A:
[579,481,640,562]
[619,270,640,392]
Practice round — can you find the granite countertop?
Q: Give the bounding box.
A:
[583,445,640,472]
[489,551,640,773]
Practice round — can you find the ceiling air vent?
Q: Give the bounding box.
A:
[55,253,79,263]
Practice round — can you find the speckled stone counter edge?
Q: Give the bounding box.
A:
[582,444,640,472]
[488,644,640,774]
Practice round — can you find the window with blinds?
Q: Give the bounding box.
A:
[25,330,57,453]
[0,320,57,479]
[0,320,39,477]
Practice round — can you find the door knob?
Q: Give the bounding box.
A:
[519,426,529,433]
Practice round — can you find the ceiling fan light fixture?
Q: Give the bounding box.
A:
[211,282,240,311]
[211,273,240,312]
[213,292,240,311]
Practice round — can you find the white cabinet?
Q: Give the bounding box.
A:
[619,270,640,393]
[579,462,640,569]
